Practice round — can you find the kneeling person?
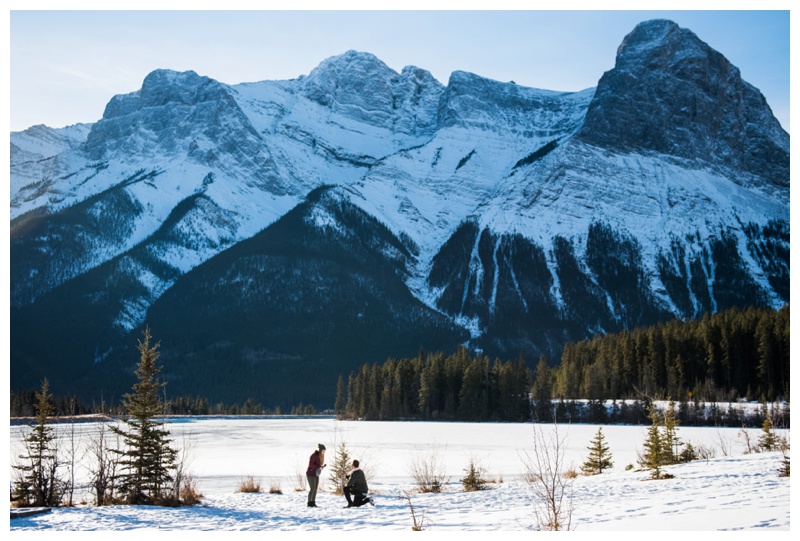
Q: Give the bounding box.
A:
[343,460,374,507]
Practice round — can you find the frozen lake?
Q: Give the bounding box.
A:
[10,417,790,531]
[10,416,770,496]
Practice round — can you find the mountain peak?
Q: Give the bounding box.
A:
[320,49,389,69]
[614,19,722,76]
[141,69,204,91]
[100,69,219,121]
[85,68,260,163]
[577,19,789,187]
[302,50,398,98]
[299,50,443,135]
[617,19,682,53]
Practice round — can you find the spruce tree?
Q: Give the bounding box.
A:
[662,400,682,464]
[531,356,551,401]
[758,415,778,452]
[457,362,483,420]
[111,327,178,505]
[778,450,790,477]
[460,458,488,491]
[13,378,68,507]
[345,373,357,419]
[581,426,613,475]
[328,438,352,495]
[334,374,346,417]
[639,404,670,479]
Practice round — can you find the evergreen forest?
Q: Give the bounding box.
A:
[10,306,789,428]
[547,305,789,403]
[338,306,789,426]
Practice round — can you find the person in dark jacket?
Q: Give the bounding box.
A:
[306,444,326,507]
[343,459,374,508]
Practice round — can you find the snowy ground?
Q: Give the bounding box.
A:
[8,417,791,533]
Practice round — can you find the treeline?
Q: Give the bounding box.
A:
[11,305,788,423]
[335,348,532,421]
[541,305,789,403]
[529,398,789,428]
[10,390,323,418]
[162,396,320,416]
[9,390,93,418]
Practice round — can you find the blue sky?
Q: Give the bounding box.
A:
[6,5,793,133]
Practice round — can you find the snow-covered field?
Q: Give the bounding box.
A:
[9,417,791,532]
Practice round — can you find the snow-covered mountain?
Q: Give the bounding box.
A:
[10,20,789,408]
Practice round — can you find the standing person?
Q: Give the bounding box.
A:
[343,459,374,508]
[306,443,326,507]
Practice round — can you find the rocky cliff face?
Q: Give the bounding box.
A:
[577,19,789,186]
[9,20,789,408]
[300,50,444,136]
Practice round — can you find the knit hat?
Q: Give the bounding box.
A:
[318,443,326,451]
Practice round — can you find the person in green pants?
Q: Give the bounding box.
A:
[306,443,326,507]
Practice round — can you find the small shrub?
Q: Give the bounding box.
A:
[679,442,698,463]
[268,479,283,495]
[738,427,757,454]
[237,475,261,493]
[179,474,203,505]
[403,490,429,531]
[153,494,182,508]
[563,467,579,479]
[291,454,307,492]
[460,458,488,492]
[778,450,790,477]
[409,447,449,493]
[522,423,575,531]
[694,443,716,462]
[523,470,541,484]
[625,464,634,471]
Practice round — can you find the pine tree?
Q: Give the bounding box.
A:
[662,400,682,464]
[460,457,488,491]
[531,355,553,401]
[581,426,613,475]
[531,356,553,421]
[458,361,483,420]
[367,362,383,419]
[345,373,357,419]
[778,450,790,477]
[13,378,68,507]
[328,438,352,495]
[639,404,670,480]
[334,374,346,417]
[758,415,778,452]
[111,327,178,505]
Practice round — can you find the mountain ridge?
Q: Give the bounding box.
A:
[10,19,789,408]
